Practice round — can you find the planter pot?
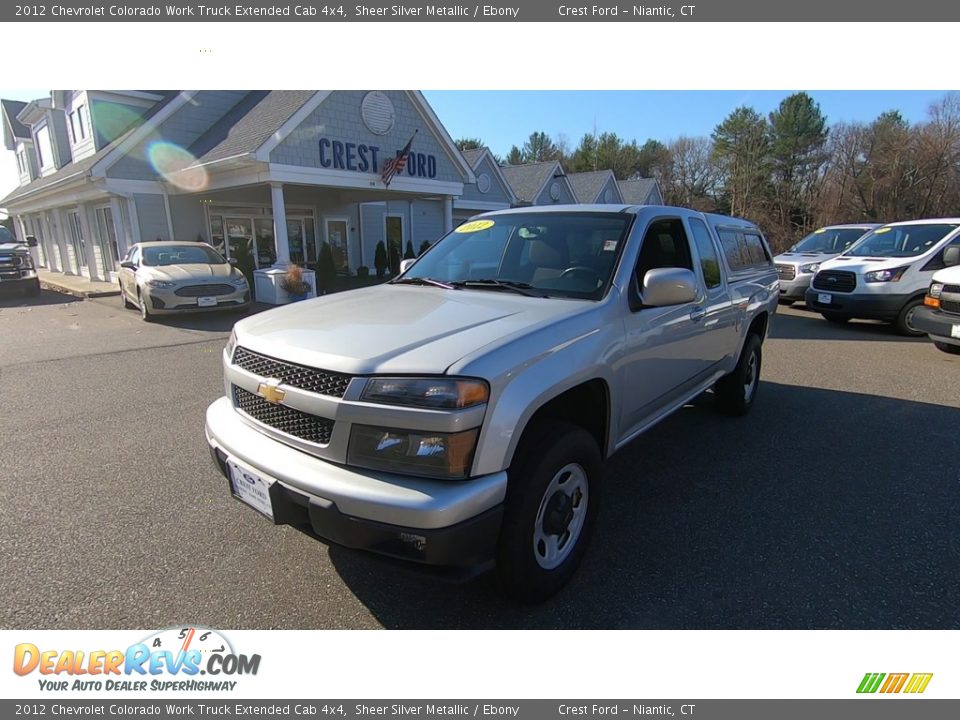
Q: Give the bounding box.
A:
[289,293,308,302]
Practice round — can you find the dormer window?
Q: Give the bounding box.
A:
[68,104,88,143]
[16,149,26,174]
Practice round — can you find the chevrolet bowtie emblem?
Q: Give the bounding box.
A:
[256,378,286,404]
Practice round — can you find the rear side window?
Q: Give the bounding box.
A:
[718,227,771,271]
[688,218,722,289]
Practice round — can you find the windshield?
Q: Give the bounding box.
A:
[141,244,227,266]
[400,212,633,300]
[791,227,869,254]
[846,224,958,258]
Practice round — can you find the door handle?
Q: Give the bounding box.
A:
[690,307,706,322]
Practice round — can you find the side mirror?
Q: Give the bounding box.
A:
[642,267,698,307]
[399,258,417,274]
[25,236,38,248]
[944,246,960,267]
[120,260,137,270]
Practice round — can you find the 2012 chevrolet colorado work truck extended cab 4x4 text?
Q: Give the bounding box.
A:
[205,205,778,601]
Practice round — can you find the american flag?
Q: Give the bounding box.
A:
[381,130,417,188]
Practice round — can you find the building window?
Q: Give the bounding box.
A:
[69,112,78,143]
[67,211,87,269]
[16,150,26,174]
[36,125,53,169]
[76,104,87,139]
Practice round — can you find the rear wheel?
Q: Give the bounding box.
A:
[894,297,925,337]
[933,341,960,355]
[496,420,602,603]
[715,334,762,416]
[821,312,850,325]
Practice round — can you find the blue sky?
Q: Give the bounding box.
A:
[422,90,951,156]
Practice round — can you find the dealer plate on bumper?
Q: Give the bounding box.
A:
[817,293,832,304]
[227,459,275,520]
[952,324,960,339]
[197,296,218,307]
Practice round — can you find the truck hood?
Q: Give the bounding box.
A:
[819,255,912,274]
[774,251,840,266]
[234,284,593,375]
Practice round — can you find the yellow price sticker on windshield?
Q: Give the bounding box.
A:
[455,219,495,233]
[875,227,891,233]
[814,228,826,234]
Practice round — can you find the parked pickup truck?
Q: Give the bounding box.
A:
[205,205,778,601]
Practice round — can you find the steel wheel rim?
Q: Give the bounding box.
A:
[743,349,758,402]
[533,462,589,570]
[904,306,919,333]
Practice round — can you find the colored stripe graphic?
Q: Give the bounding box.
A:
[857,673,885,693]
[880,673,909,693]
[903,674,933,694]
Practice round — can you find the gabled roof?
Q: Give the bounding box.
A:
[188,90,317,165]
[0,92,180,208]
[568,169,621,203]
[618,178,662,205]
[2,100,30,144]
[461,148,484,167]
[500,160,566,204]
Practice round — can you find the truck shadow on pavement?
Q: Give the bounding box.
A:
[0,288,81,308]
[771,306,928,343]
[328,381,959,629]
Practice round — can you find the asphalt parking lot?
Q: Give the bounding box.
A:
[1,290,958,629]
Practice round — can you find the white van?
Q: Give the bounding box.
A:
[805,219,960,335]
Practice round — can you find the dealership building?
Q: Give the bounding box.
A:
[1,90,659,298]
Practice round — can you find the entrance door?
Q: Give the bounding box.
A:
[385,215,403,275]
[326,219,349,273]
[95,206,119,277]
[226,217,254,268]
[287,220,305,265]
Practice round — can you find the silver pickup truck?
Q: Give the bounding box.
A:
[205,205,778,601]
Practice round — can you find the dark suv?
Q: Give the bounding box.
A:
[0,227,41,296]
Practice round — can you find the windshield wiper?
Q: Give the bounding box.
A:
[390,277,457,289]
[449,279,545,297]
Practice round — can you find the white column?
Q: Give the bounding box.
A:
[443,196,453,233]
[270,182,290,267]
[109,197,130,258]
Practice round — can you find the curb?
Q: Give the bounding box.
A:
[39,279,120,299]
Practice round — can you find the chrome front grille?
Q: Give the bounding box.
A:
[776,264,796,281]
[232,346,351,398]
[233,385,333,445]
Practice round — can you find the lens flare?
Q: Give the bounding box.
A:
[147,141,208,192]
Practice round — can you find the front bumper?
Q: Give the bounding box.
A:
[0,273,40,294]
[779,276,813,299]
[912,306,960,346]
[204,396,506,571]
[144,285,249,314]
[804,289,911,321]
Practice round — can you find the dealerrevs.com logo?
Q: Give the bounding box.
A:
[13,627,261,692]
[857,673,933,694]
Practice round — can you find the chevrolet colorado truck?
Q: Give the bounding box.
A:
[205,205,778,601]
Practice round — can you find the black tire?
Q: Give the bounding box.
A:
[715,333,763,416]
[120,283,134,309]
[821,312,850,325]
[138,289,154,322]
[778,298,794,306]
[26,279,41,297]
[933,341,960,355]
[496,420,602,603]
[894,297,925,337]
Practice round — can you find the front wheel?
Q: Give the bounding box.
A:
[496,421,602,603]
[933,341,960,355]
[715,334,762,416]
[894,297,925,337]
[138,289,154,322]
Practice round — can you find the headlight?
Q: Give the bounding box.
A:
[20,254,33,269]
[146,279,176,289]
[799,263,820,274]
[347,425,479,479]
[230,274,248,286]
[225,329,237,360]
[864,267,908,283]
[928,282,944,299]
[361,377,489,409]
